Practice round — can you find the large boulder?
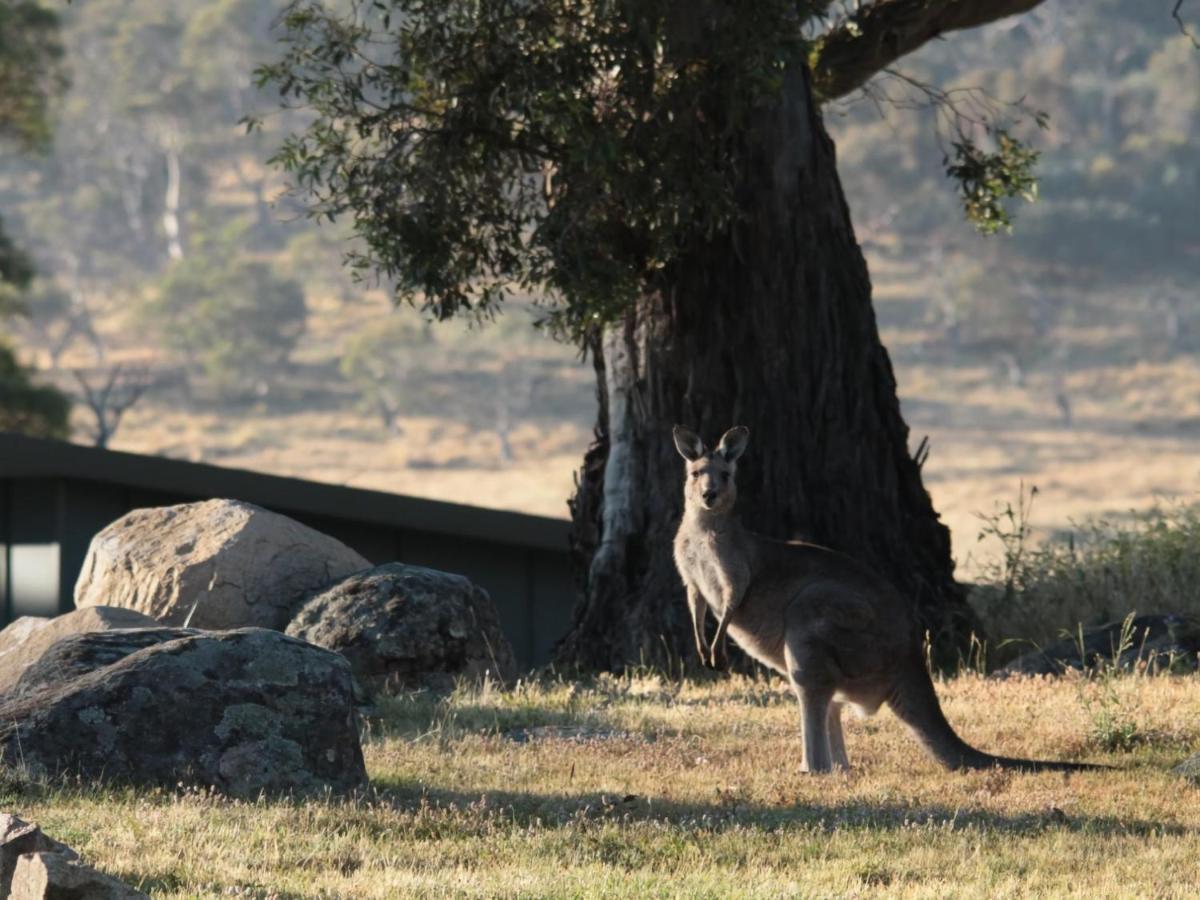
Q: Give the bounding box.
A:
[74,499,371,630]
[0,628,367,798]
[0,607,157,697]
[1000,613,1200,676]
[287,563,516,692]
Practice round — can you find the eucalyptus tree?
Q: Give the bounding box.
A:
[259,0,1064,670]
[0,0,72,438]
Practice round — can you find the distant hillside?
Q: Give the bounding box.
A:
[0,0,1196,570]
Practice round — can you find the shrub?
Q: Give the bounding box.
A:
[142,234,306,398]
[0,339,70,438]
[971,486,1200,663]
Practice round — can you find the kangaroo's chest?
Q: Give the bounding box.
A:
[674,530,751,610]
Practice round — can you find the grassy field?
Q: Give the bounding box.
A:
[9,671,1199,898]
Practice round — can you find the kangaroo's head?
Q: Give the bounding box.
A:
[672,425,750,515]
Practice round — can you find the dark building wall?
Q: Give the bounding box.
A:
[0,437,577,669]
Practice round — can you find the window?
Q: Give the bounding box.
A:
[9,543,60,617]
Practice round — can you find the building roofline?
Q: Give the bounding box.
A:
[0,432,571,552]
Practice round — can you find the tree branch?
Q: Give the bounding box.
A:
[811,0,1048,102]
[1174,0,1200,49]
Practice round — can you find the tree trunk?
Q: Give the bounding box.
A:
[556,65,975,673]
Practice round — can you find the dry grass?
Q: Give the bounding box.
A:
[7,672,1199,897]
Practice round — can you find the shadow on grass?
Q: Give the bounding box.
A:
[366,775,1187,840]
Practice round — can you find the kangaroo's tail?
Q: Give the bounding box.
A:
[886,659,1107,773]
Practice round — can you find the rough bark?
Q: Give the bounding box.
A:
[556,64,975,673]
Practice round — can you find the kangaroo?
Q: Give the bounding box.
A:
[672,424,1102,774]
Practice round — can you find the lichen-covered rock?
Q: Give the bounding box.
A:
[11,851,146,900]
[74,499,371,630]
[1000,613,1200,676]
[0,628,367,798]
[0,814,79,897]
[287,563,516,692]
[0,607,158,697]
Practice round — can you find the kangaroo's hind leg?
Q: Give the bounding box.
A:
[786,640,839,774]
[827,702,850,770]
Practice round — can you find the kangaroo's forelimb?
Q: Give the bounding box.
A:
[685,583,708,664]
[709,590,741,667]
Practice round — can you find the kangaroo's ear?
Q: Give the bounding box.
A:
[672,425,706,462]
[716,426,749,462]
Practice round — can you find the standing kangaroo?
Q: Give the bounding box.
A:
[672,424,1100,774]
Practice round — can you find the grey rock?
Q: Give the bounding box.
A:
[0,628,367,798]
[11,851,146,900]
[1175,753,1200,785]
[1000,613,1200,676]
[287,563,516,693]
[0,608,158,697]
[0,814,79,897]
[74,499,371,630]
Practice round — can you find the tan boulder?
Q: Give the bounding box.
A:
[73,499,371,631]
[0,618,51,659]
[0,607,156,697]
[11,852,146,899]
[0,814,78,897]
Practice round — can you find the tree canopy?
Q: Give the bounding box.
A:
[0,0,71,438]
[257,0,1050,344]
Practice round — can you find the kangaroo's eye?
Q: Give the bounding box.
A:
[691,471,701,479]
[721,472,730,482]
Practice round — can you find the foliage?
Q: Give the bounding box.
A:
[832,0,1199,280]
[142,232,306,397]
[0,219,34,314]
[0,0,62,310]
[256,0,813,342]
[339,313,432,432]
[0,0,65,149]
[0,339,69,438]
[1074,613,1146,753]
[972,487,1200,657]
[945,129,1040,235]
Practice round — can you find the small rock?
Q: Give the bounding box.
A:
[1174,753,1200,785]
[0,814,78,897]
[74,499,371,630]
[11,851,146,899]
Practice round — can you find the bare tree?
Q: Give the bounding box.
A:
[72,364,155,448]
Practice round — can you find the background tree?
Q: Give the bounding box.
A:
[141,228,307,399]
[0,0,71,438]
[72,364,155,448]
[0,342,69,438]
[255,0,1095,670]
[340,315,433,434]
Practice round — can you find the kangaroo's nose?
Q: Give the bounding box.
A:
[703,490,719,506]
